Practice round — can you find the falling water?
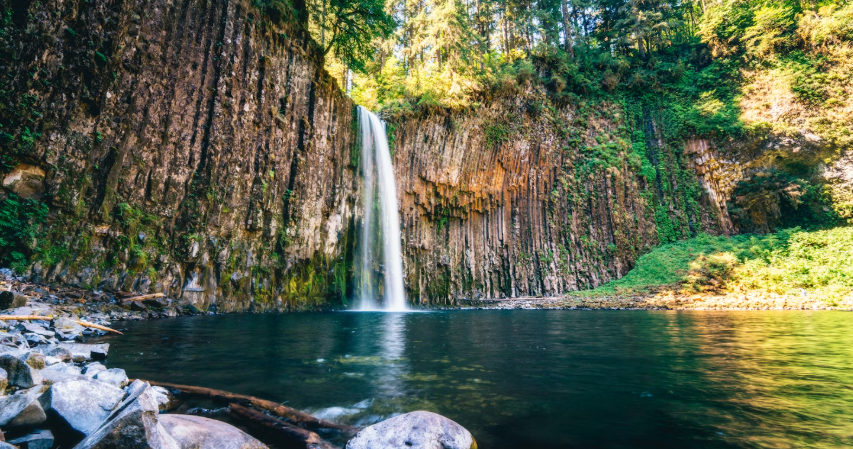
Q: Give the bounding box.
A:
[358,106,407,311]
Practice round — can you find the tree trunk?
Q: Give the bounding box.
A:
[561,0,574,56]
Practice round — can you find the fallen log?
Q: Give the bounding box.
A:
[120,293,165,302]
[229,403,337,449]
[0,315,53,321]
[75,320,124,335]
[138,380,356,435]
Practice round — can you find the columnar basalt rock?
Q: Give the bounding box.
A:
[1,0,360,311]
[388,99,727,305]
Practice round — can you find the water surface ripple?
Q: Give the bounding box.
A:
[103,311,853,449]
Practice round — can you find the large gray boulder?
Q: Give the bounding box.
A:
[346,411,477,449]
[73,381,180,449]
[0,386,47,427]
[159,415,268,449]
[40,378,125,435]
[42,361,87,384]
[94,368,129,388]
[0,354,42,388]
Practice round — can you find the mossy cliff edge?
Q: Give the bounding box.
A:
[2,0,850,310]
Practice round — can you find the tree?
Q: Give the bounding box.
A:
[313,0,396,72]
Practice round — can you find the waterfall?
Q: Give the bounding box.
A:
[358,106,407,311]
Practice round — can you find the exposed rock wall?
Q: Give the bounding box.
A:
[1,0,360,311]
[389,98,728,305]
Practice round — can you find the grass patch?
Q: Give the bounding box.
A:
[575,226,853,304]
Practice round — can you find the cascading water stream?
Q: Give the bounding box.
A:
[358,106,407,311]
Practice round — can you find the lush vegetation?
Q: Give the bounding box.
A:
[576,225,853,304]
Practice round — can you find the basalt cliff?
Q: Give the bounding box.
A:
[2,0,849,310]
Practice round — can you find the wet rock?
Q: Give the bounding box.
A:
[151,386,173,411]
[94,369,129,388]
[8,429,54,449]
[346,411,477,449]
[0,291,27,310]
[0,386,47,427]
[74,381,180,449]
[159,415,268,449]
[0,354,42,388]
[39,378,125,435]
[57,343,109,362]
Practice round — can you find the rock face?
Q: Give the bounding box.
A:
[387,101,727,304]
[346,411,476,449]
[159,415,268,449]
[1,0,359,312]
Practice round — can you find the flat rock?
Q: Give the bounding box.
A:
[73,381,180,449]
[0,354,42,388]
[346,411,477,449]
[58,343,110,362]
[40,378,125,435]
[160,415,268,449]
[20,322,54,337]
[0,386,47,427]
[83,362,107,376]
[8,429,54,449]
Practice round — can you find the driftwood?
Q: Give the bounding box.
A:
[229,403,337,449]
[120,293,165,302]
[75,320,124,335]
[139,380,356,435]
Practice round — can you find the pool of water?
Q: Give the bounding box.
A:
[102,310,853,448]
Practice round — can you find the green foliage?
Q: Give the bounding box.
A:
[308,0,395,73]
[0,194,48,273]
[577,226,853,304]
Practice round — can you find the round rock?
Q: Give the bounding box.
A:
[346,411,477,449]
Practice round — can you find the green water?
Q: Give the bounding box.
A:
[103,311,853,448]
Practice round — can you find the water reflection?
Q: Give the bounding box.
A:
[104,311,853,449]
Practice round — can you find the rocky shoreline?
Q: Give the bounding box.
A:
[0,271,478,449]
[459,289,853,311]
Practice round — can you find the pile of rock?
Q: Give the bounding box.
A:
[0,301,267,448]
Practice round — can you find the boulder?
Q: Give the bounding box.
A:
[0,386,47,427]
[0,291,27,310]
[0,354,42,388]
[53,318,85,341]
[57,343,109,362]
[20,351,46,369]
[83,362,107,376]
[73,381,180,449]
[39,378,125,435]
[159,415,268,449]
[94,369,129,388]
[346,411,477,449]
[45,347,72,362]
[8,429,54,449]
[41,361,86,384]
